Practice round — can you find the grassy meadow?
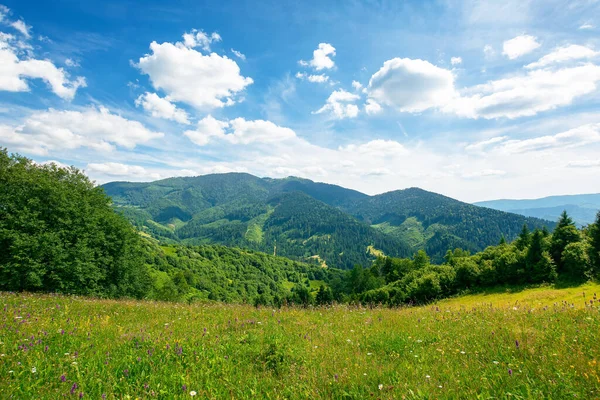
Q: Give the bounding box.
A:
[1,283,600,399]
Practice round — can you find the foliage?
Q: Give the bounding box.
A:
[0,149,150,298]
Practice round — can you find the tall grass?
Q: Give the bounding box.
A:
[1,284,599,399]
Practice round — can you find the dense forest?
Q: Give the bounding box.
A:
[103,172,553,267]
[2,149,599,307]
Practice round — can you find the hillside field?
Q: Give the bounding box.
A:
[1,283,600,399]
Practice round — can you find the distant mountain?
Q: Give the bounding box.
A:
[475,193,600,226]
[103,174,554,268]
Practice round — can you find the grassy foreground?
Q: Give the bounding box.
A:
[1,284,600,399]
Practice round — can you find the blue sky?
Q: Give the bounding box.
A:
[1,0,599,202]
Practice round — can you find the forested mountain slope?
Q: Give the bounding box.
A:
[103,174,554,266]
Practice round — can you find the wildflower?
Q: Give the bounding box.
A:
[60,374,66,382]
[508,369,513,376]
[0,354,4,357]
[378,384,383,390]
[182,384,187,392]
[8,370,14,374]
[79,392,84,398]
[425,375,431,379]
[72,362,77,365]
[123,369,129,377]
[190,391,197,397]
[71,383,78,395]
[334,374,338,381]
[493,361,499,365]
[31,367,36,373]
[515,340,519,349]
[460,351,466,354]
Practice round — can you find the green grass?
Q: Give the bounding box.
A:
[1,284,600,399]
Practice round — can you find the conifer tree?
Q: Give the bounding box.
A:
[550,210,581,273]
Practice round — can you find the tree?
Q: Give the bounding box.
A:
[315,285,334,305]
[526,230,556,283]
[0,149,150,298]
[516,224,531,250]
[589,211,600,276]
[550,211,581,272]
[562,241,592,280]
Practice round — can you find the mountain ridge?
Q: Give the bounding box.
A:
[102,173,554,268]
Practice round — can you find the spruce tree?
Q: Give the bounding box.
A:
[550,210,581,273]
[516,224,531,250]
[589,211,600,276]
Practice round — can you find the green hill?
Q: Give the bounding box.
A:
[103,174,554,267]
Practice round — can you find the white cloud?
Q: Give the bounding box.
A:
[314,89,360,119]
[299,43,336,71]
[86,162,162,180]
[296,72,329,83]
[340,139,407,157]
[0,106,163,156]
[181,29,221,51]
[448,64,600,119]
[579,23,595,30]
[483,44,495,59]
[10,20,30,38]
[231,48,246,60]
[502,34,540,59]
[364,167,393,176]
[525,44,599,69]
[184,115,296,146]
[184,114,229,146]
[463,169,506,178]
[366,58,456,113]
[451,56,462,65]
[136,38,253,110]
[499,123,600,154]
[0,5,9,22]
[0,33,86,99]
[566,159,600,168]
[465,136,508,152]
[466,124,600,155]
[364,99,382,115]
[307,74,329,83]
[351,80,363,91]
[135,92,190,124]
[64,58,80,67]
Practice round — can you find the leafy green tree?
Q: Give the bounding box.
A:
[562,241,592,280]
[0,150,150,298]
[315,285,334,305]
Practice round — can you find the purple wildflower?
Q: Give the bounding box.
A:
[515,340,519,349]
[182,384,187,392]
[508,369,513,376]
[60,374,66,382]
[70,383,78,395]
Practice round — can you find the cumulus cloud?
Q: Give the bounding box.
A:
[135,92,190,124]
[364,99,382,115]
[0,30,86,99]
[351,80,363,91]
[314,89,360,119]
[182,29,221,51]
[184,115,296,146]
[502,34,540,59]
[525,44,599,69]
[0,106,163,156]
[299,43,336,70]
[135,35,253,110]
[451,56,462,65]
[366,58,456,113]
